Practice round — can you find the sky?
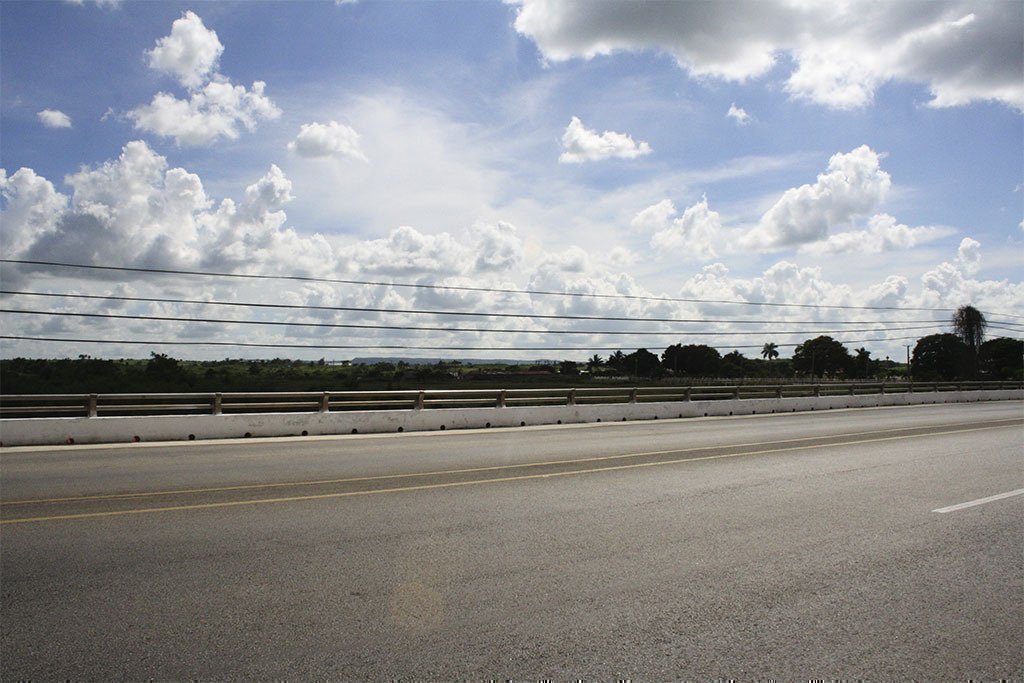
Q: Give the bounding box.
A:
[1,0,1022,363]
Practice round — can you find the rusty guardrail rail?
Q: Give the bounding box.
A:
[1,382,1019,419]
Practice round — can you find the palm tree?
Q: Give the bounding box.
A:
[761,342,779,361]
[854,347,871,379]
[586,354,603,372]
[952,305,987,354]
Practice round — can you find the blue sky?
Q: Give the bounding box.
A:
[1,0,1022,361]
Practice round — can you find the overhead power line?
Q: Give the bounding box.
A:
[0,308,948,337]
[5,258,1020,318]
[4,290,1007,327]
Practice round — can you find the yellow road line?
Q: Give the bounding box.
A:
[3,418,1019,507]
[2,422,1018,526]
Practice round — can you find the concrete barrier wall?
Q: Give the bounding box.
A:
[1,389,1020,447]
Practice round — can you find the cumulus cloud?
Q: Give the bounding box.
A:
[640,195,721,260]
[128,12,279,146]
[514,0,1023,111]
[0,168,68,255]
[669,256,1022,359]
[0,141,337,277]
[606,246,639,268]
[726,103,751,125]
[916,241,1022,314]
[678,260,856,319]
[630,198,676,233]
[146,11,223,89]
[129,81,280,147]
[347,226,469,276]
[288,121,367,161]
[37,109,72,129]
[471,221,523,272]
[537,245,591,273]
[956,236,981,274]
[742,145,891,250]
[198,165,340,275]
[13,141,208,268]
[799,214,952,255]
[864,275,910,308]
[559,116,651,163]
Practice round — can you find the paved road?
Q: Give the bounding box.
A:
[2,402,1022,678]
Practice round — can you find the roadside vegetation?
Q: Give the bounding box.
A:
[3,333,1019,395]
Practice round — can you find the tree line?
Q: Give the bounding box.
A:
[0,306,1019,393]
[581,306,1020,382]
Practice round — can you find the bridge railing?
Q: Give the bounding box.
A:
[0,381,1018,419]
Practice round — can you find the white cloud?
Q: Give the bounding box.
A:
[5,136,1021,362]
[129,81,280,147]
[37,109,72,129]
[799,214,952,255]
[559,116,651,163]
[284,92,506,238]
[742,145,891,250]
[726,103,751,125]
[536,245,590,274]
[0,168,68,256]
[146,11,223,89]
[917,245,1022,315]
[198,165,340,275]
[864,275,910,308]
[646,195,721,260]
[19,141,209,269]
[606,246,639,268]
[288,121,368,161]
[630,198,675,233]
[345,226,466,277]
[675,261,850,320]
[956,236,981,274]
[0,141,336,278]
[514,0,1024,111]
[471,221,524,272]
[128,12,279,146]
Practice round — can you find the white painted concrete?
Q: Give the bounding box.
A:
[1,389,1020,447]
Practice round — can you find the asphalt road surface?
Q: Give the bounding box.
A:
[2,401,1022,678]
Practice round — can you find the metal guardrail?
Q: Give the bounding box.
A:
[0,382,1019,419]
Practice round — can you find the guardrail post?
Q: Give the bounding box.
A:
[496,390,506,408]
[849,384,856,396]
[813,384,821,398]
[733,386,740,399]
[567,389,576,406]
[683,386,691,402]
[212,393,222,415]
[776,386,784,398]
[319,392,331,413]
[414,391,425,410]
[628,388,638,404]
[908,383,914,394]
[86,394,98,418]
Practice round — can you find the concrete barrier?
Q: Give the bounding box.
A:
[1,389,1020,447]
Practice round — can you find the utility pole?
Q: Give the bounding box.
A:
[906,345,912,382]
